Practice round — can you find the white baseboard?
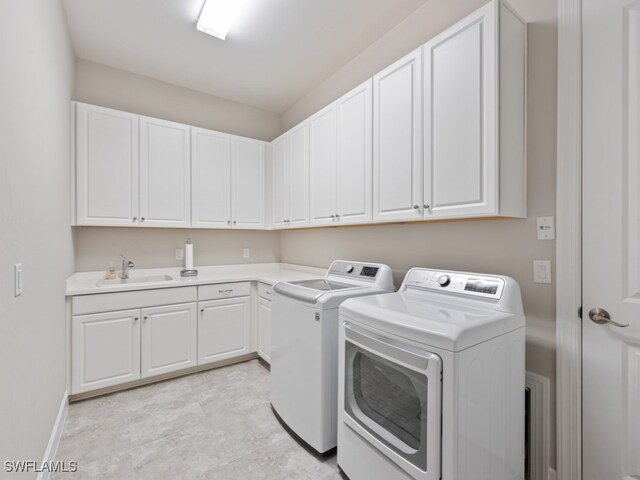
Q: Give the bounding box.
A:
[37,390,68,480]
[548,467,557,480]
[526,371,551,480]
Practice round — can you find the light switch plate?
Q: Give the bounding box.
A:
[536,216,556,240]
[175,249,184,260]
[243,248,250,259]
[533,260,552,284]
[14,263,23,297]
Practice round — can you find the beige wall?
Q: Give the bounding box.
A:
[74,228,280,272]
[74,59,282,142]
[279,0,558,467]
[0,0,75,470]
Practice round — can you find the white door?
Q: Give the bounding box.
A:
[373,49,423,223]
[139,116,191,228]
[257,297,272,363]
[191,127,232,229]
[140,303,197,378]
[270,133,289,229]
[336,79,373,225]
[71,309,141,394]
[76,103,139,227]
[288,120,310,227]
[232,136,265,229]
[198,297,251,365]
[309,103,338,226]
[583,1,640,479]
[423,3,497,219]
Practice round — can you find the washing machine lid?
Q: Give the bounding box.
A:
[339,290,525,352]
[273,260,396,308]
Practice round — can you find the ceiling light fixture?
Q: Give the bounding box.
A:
[196,0,248,40]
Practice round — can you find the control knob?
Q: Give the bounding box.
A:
[345,264,355,273]
[437,275,451,287]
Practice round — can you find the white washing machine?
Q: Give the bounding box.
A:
[338,267,525,480]
[270,260,395,455]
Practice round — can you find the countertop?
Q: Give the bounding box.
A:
[66,262,325,296]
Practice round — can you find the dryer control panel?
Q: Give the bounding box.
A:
[403,268,505,300]
[328,261,380,280]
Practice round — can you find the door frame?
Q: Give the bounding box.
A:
[556,0,582,479]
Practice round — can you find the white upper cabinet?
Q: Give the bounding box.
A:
[231,136,265,229]
[270,120,310,229]
[423,0,526,219]
[336,79,373,225]
[373,48,424,223]
[288,120,310,227]
[308,79,373,227]
[191,128,232,228]
[270,133,289,229]
[139,116,191,228]
[76,103,139,226]
[309,104,338,226]
[192,129,266,229]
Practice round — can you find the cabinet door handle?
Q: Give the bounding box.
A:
[132,217,137,222]
[331,215,335,220]
[134,317,139,321]
[141,217,146,222]
[143,316,148,321]
[335,214,340,220]
[413,205,420,210]
[233,220,236,225]
[200,308,205,314]
[424,204,431,211]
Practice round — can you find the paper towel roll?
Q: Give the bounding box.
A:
[185,239,194,270]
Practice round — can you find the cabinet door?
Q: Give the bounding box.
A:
[257,297,272,363]
[336,79,373,225]
[140,303,197,378]
[309,104,338,226]
[423,3,497,219]
[232,136,265,229]
[373,49,423,222]
[198,297,251,365]
[191,128,232,228]
[71,309,141,394]
[288,120,310,227]
[270,134,289,229]
[139,116,191,228]
[76,103,139,227]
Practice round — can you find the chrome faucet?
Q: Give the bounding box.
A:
[119,254,135,279]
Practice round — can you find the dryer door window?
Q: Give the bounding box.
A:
[343,322,442,478]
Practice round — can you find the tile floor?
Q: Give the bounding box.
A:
[53,360,341,479]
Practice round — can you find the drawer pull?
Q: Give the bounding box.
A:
[219,289,234,294]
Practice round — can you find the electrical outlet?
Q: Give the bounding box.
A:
[175,249,184,260]
[14,263,23,297]
[243,248,250,258]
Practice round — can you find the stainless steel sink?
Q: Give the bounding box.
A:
[96,274,174,287]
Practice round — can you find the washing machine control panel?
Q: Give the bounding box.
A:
[403,269,505,299]
[329,261,380,279]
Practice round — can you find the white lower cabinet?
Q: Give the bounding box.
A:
[72,309,141,394]
[198,296,252,365]
[140,303,197,378]
[257,296,272,363]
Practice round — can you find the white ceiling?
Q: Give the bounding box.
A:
[62,0,429,113]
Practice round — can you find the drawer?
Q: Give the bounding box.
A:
[257,282,274,301]
[198,282,251,301]
[72,287,197,315]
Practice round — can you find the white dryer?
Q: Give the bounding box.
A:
[270,260,395,455]
[338,268,525,480]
